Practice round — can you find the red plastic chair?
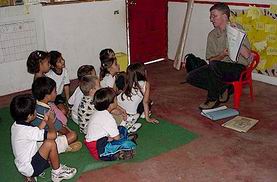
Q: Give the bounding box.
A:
[225,51,260,109]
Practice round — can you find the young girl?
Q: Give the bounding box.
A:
[115,71,127,95]
[46,51,70,105]
[99,49,120,88]
[118,63,158,124]
[46,51,70,117]
[84,88,136,161]
[27,50,50,80]
[99,49,128,123]
[27,50,68,125]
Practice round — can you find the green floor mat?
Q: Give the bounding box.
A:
[0,107,198,181]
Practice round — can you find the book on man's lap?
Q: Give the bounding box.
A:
[201,106,239,121]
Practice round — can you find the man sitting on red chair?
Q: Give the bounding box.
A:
[187,2,252,110]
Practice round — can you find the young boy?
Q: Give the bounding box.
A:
[10,94,76,182]
[68,65,96,124]
[78,75,100,134]
[84,88,136,161]
[32,77,82,153]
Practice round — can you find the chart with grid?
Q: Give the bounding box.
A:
[0,20,38,64]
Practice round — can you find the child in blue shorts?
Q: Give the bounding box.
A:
[10,94,76,182]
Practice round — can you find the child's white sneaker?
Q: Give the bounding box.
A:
[51,164,77,182]
[128,123,142,133]
[126,113,140,128]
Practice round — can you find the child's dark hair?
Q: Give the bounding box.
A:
[210,2,230,19]
[115,72,127,91]
[27,50,49,74]
[32,77,56,101]
[10,94,36,123]
[49,51,62,68]
[77,65,96,80]
[122,63,147,100]
[99,48,115,62]
[80,75,99,96]
[93,88,116,111]
[99,49,116,80]
[100,57,117,80]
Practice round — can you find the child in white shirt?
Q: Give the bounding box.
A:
[84,88,136,161]
[118,63,159,124]
[68,65,96,124]
[46,51,70,116]
[10,94,76,182]
[99,48,119,88]
[99,48,127,124]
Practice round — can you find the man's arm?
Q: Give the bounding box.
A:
[207,48,228,61]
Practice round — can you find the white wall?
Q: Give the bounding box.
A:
[0,5,45,96]
[0,0,127,96]
[43,0,127,79]
[168,1,277,85]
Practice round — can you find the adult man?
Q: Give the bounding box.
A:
[187,2,251,109]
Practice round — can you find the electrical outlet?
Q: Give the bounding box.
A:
[114,10,119,15]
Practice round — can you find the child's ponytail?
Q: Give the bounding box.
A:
[27,50,49,74]
[100,57,116,80]
[122,63,147,100]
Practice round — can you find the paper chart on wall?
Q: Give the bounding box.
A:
[0,4,45,64]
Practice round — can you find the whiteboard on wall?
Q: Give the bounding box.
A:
[0,4,45,65]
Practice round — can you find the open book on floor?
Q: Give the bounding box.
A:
[226,24,246,62]
[222,116,259,133]
[201,106,239,121]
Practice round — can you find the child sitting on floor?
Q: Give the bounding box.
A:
[84,88,136,161]
[115,71,127,95]
[99,48,119,88]
[118,63,159,125]
[46,51,70,113]
[78,75,100,134]
[27,50,68,125]
[32,77,82,153]
[26,50,50,80]
[10,94,77,182]
[68,65,96,124]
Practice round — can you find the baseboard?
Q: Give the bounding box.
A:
[252,73,277,86]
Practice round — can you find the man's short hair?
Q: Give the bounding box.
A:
[79,75,99,96]
[77,65,96,80]
[210,2,230,19]
[32,77,56,101]
[10,94,36,122]
[93,88,116,111]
